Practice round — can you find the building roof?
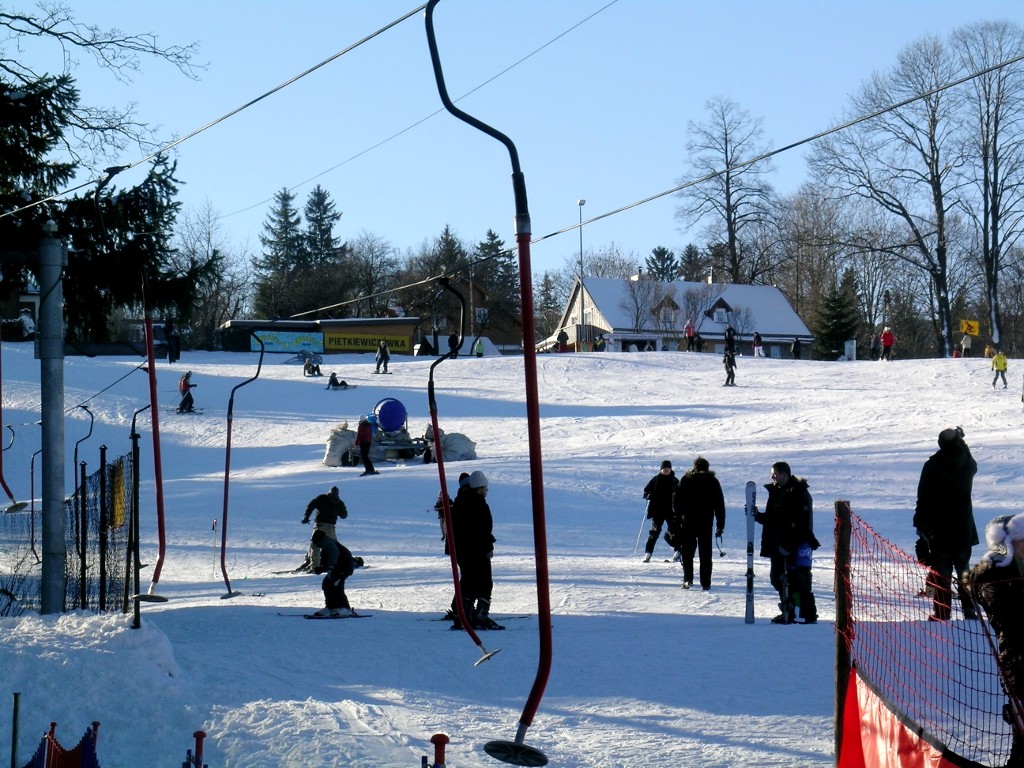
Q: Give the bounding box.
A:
[578,277,812,341]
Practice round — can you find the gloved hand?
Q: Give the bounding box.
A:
[916,527,934,544]
[301,518,310,524]
[715,528,724,537]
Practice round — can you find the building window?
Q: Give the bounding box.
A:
[714,308,728,324]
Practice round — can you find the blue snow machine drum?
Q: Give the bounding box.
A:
[374,398,407,434]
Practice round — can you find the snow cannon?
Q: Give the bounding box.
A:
[374,397,408,434]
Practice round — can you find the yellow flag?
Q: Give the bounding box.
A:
[959,320,979,336]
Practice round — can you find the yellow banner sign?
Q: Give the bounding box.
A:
[324,333,409,353]
[959,320,979,336]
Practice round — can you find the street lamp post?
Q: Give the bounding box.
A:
[577,199,585,351]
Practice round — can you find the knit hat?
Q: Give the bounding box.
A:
[458,472,471,488]
[983,513,1024,566]
[937,426,964,448]
[469,470,488,489]
[660,460,672,470]
[693,456,709,472]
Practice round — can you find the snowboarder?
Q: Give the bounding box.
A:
[325,372,349,390]
[914,426,978,621]
[374,340,390,373]
[642,460,678,562]
[301,486,348,570]
[355,415,378,476]
[754,461,819,624]
[310,529,358,617]
[992,350,1008,389]
[968,513,1024,765]
[177,371,196,413]
[303,358,323,377]
[723,350,737,386]
[670,456,726,590]
[450,470,503,630]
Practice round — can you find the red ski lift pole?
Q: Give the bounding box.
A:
[428,278,499,666]
[425,3,551,764]
[219,331,265,598]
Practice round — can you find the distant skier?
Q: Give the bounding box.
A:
[992,350,1008,389]
[684,319,695,351]
[355,415,378,476]
[723,350,737,386]
[880,327,895,361]
[724,325,736,354]
[375,340,390,373]
[752,331,763,358]
[791,337,802,360]
[642,460,678,563]
[177,371,196,413]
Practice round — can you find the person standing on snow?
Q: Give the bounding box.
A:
[992,350,1009,389]
[177,371,197,413]
[960,333,973,358]
[451,470,503,630]
[754,461,819,624]
[880,326,895,361]
[355,415,378,476]
[968,513,1024,765]
[723,350,737,386]
[301,485,348,571]
[914,426,979,621]
[642,460,679,563]
[670,456,726,590]
[684,319,695,351]
[374,340,390,373]
[310,529,359,617]
[752,331,764,358]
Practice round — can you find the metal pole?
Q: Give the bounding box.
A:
[38,221,66,614]
[578,199,585,352]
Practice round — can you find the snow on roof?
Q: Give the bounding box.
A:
[582,277,812,340]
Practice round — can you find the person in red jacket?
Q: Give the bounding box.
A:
[354,415,379,476]
[880,326,895,361]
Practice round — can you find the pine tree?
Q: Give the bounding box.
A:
[254,188,304,318]
[473,229,519,334]
[645,246,679,281]
[303,185,343,266]
[678,243,707,282]
[812,268,862,359]
[534,271,563,340]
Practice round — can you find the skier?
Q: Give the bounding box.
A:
[177,371,196,413]
[310,529,358,617]
[301,485,348,571]
[914,426,978,621]
[375,340,390,373]
[992,350,1008,389]
[642,460,678,563]
[670,456,725,590]
[684,319,695,351]
[355,415,379,476]
[754,461,819,624]
[752,331,764,358]
[451,470,503,630]
[723,350,737,386]
[968,513,1024,765]
[880,327,895,361]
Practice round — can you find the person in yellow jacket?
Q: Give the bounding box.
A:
[991,349,1008,389]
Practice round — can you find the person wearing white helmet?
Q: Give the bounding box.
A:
[968,513,1024,763]
[450,470,503,631]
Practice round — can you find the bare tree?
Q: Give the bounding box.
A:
[951,21,1024,348]
[350,231,400,317]
[680,283,725,335]
[619,277,662,333]
[676,96,777,283]
[0,2,201,168]
[810,35,966,356]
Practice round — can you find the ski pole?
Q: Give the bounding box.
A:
[211,519,218,577]
[632,504,649,556]
[715,533,726,557]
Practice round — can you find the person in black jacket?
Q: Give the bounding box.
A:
[310,529,357,617]
[968,513,1024,765]
[642,460,679,562]
[670,456,726,590]
[754,461,819,624]
[451,470,503,630]
[914,426,979,620]
[301,486,348,571]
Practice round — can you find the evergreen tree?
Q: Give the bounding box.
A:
[645,246,679,281]
[534,271,563,340]
[812,268,862,359]
[678,243,707,282]
[304,185,343,266]
[254,188,304,318]
[473,229,520,332]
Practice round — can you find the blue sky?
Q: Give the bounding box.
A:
[24,1,1022,277]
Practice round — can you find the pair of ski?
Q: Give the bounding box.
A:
[277,611,371,620]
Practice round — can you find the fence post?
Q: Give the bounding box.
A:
[834,499,852,766]
[99,445,108,611]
